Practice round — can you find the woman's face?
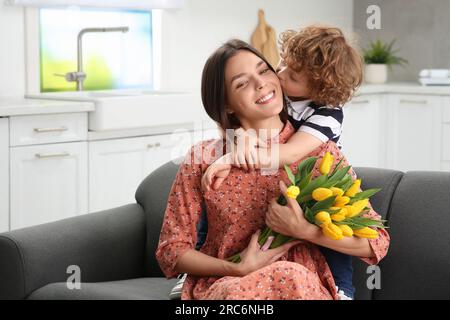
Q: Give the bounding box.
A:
[224,50,284,125]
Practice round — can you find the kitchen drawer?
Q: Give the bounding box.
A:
[443,124,450,161]
[10,112,87,146]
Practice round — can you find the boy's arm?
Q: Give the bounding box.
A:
[260,131,324,169]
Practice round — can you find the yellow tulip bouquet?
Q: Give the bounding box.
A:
[228,152,387,263]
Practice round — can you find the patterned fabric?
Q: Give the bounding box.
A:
[156,121,390,300]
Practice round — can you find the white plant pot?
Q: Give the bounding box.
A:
[364,64,388,84]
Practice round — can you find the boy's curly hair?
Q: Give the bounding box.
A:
[279,25,363,107]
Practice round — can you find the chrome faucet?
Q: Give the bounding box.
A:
[55,27,129,91]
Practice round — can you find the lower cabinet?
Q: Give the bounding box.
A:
[9,141,88,229]
[341,95,386,168]
[385,94,442,172]
[0,118,9,233]
[89,131,198,212]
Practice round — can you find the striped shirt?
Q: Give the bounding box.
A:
[286,98,344,149]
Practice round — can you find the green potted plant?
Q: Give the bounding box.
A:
[363,39,408,84]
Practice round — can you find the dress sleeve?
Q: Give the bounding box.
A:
[155,144,205,278]
[307,141,390,265]
[299,107,343,143]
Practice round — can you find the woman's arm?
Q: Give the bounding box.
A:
[175,249,242,277]
[301,226,375,258]
[175,230,300,277]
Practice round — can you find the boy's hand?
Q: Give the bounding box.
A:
[201,154,232,192]
[233,128,267,172]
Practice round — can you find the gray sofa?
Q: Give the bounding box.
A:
[1,160,450,300]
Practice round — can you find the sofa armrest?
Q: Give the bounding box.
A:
[0,203,146,300]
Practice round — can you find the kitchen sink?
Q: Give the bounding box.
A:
[26,90,208,131]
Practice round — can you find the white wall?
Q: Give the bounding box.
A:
[0,2,25,96]
[0,0,353,96]
[160,0,354,91]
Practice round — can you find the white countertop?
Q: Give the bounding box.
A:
[357,82,450,95]
[0,96,94,117]
[2,82,450,118]
[87,120,218,141]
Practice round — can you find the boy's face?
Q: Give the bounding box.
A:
[276,59,311,101]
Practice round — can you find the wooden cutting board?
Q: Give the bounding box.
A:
[251,9,280,68]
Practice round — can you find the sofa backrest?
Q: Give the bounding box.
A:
[373,171,450,300]
[350,167,404,300]
[136,159,181,277]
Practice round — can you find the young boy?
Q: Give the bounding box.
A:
[174,25,363,300]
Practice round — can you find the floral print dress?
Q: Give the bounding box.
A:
[155,121,390,300]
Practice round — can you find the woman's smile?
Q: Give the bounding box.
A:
[255,90,275,105]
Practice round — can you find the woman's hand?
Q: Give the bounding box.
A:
[237,229,300,276]
[266,180,317,240]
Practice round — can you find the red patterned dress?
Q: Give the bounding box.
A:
[156,121,390,300]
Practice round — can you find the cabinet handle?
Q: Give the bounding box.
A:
[352,99,370,104]
[147,144,154,148]
[35,151,71,159]
[399,99,428,105]
[155,142,161,147]
[34,126,68,133]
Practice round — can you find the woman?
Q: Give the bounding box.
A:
[155,39,389,300]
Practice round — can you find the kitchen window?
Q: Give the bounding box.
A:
[38,7,154,92]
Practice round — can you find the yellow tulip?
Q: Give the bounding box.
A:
[338,207,348,216]
[338,225,354,237]
[321,223,344,240]
[330,187,344,197]
[319,152,334,175]
[331,213,346,222]
[353,199,369,213]
[345,179,361,197]
[344,205,360,218]
[286,186,300,199]
[334,196,350,207]
[353,227,379,239]
[315,211,331,225]
[312,188,333,201]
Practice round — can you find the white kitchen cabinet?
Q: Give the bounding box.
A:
[0,118,9,232]
[89,132,193,212]
[10,141,88,230]
[9,112,87,147]
[340,95,386,168]
[385,94,442,172]
[442,162,450,172]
